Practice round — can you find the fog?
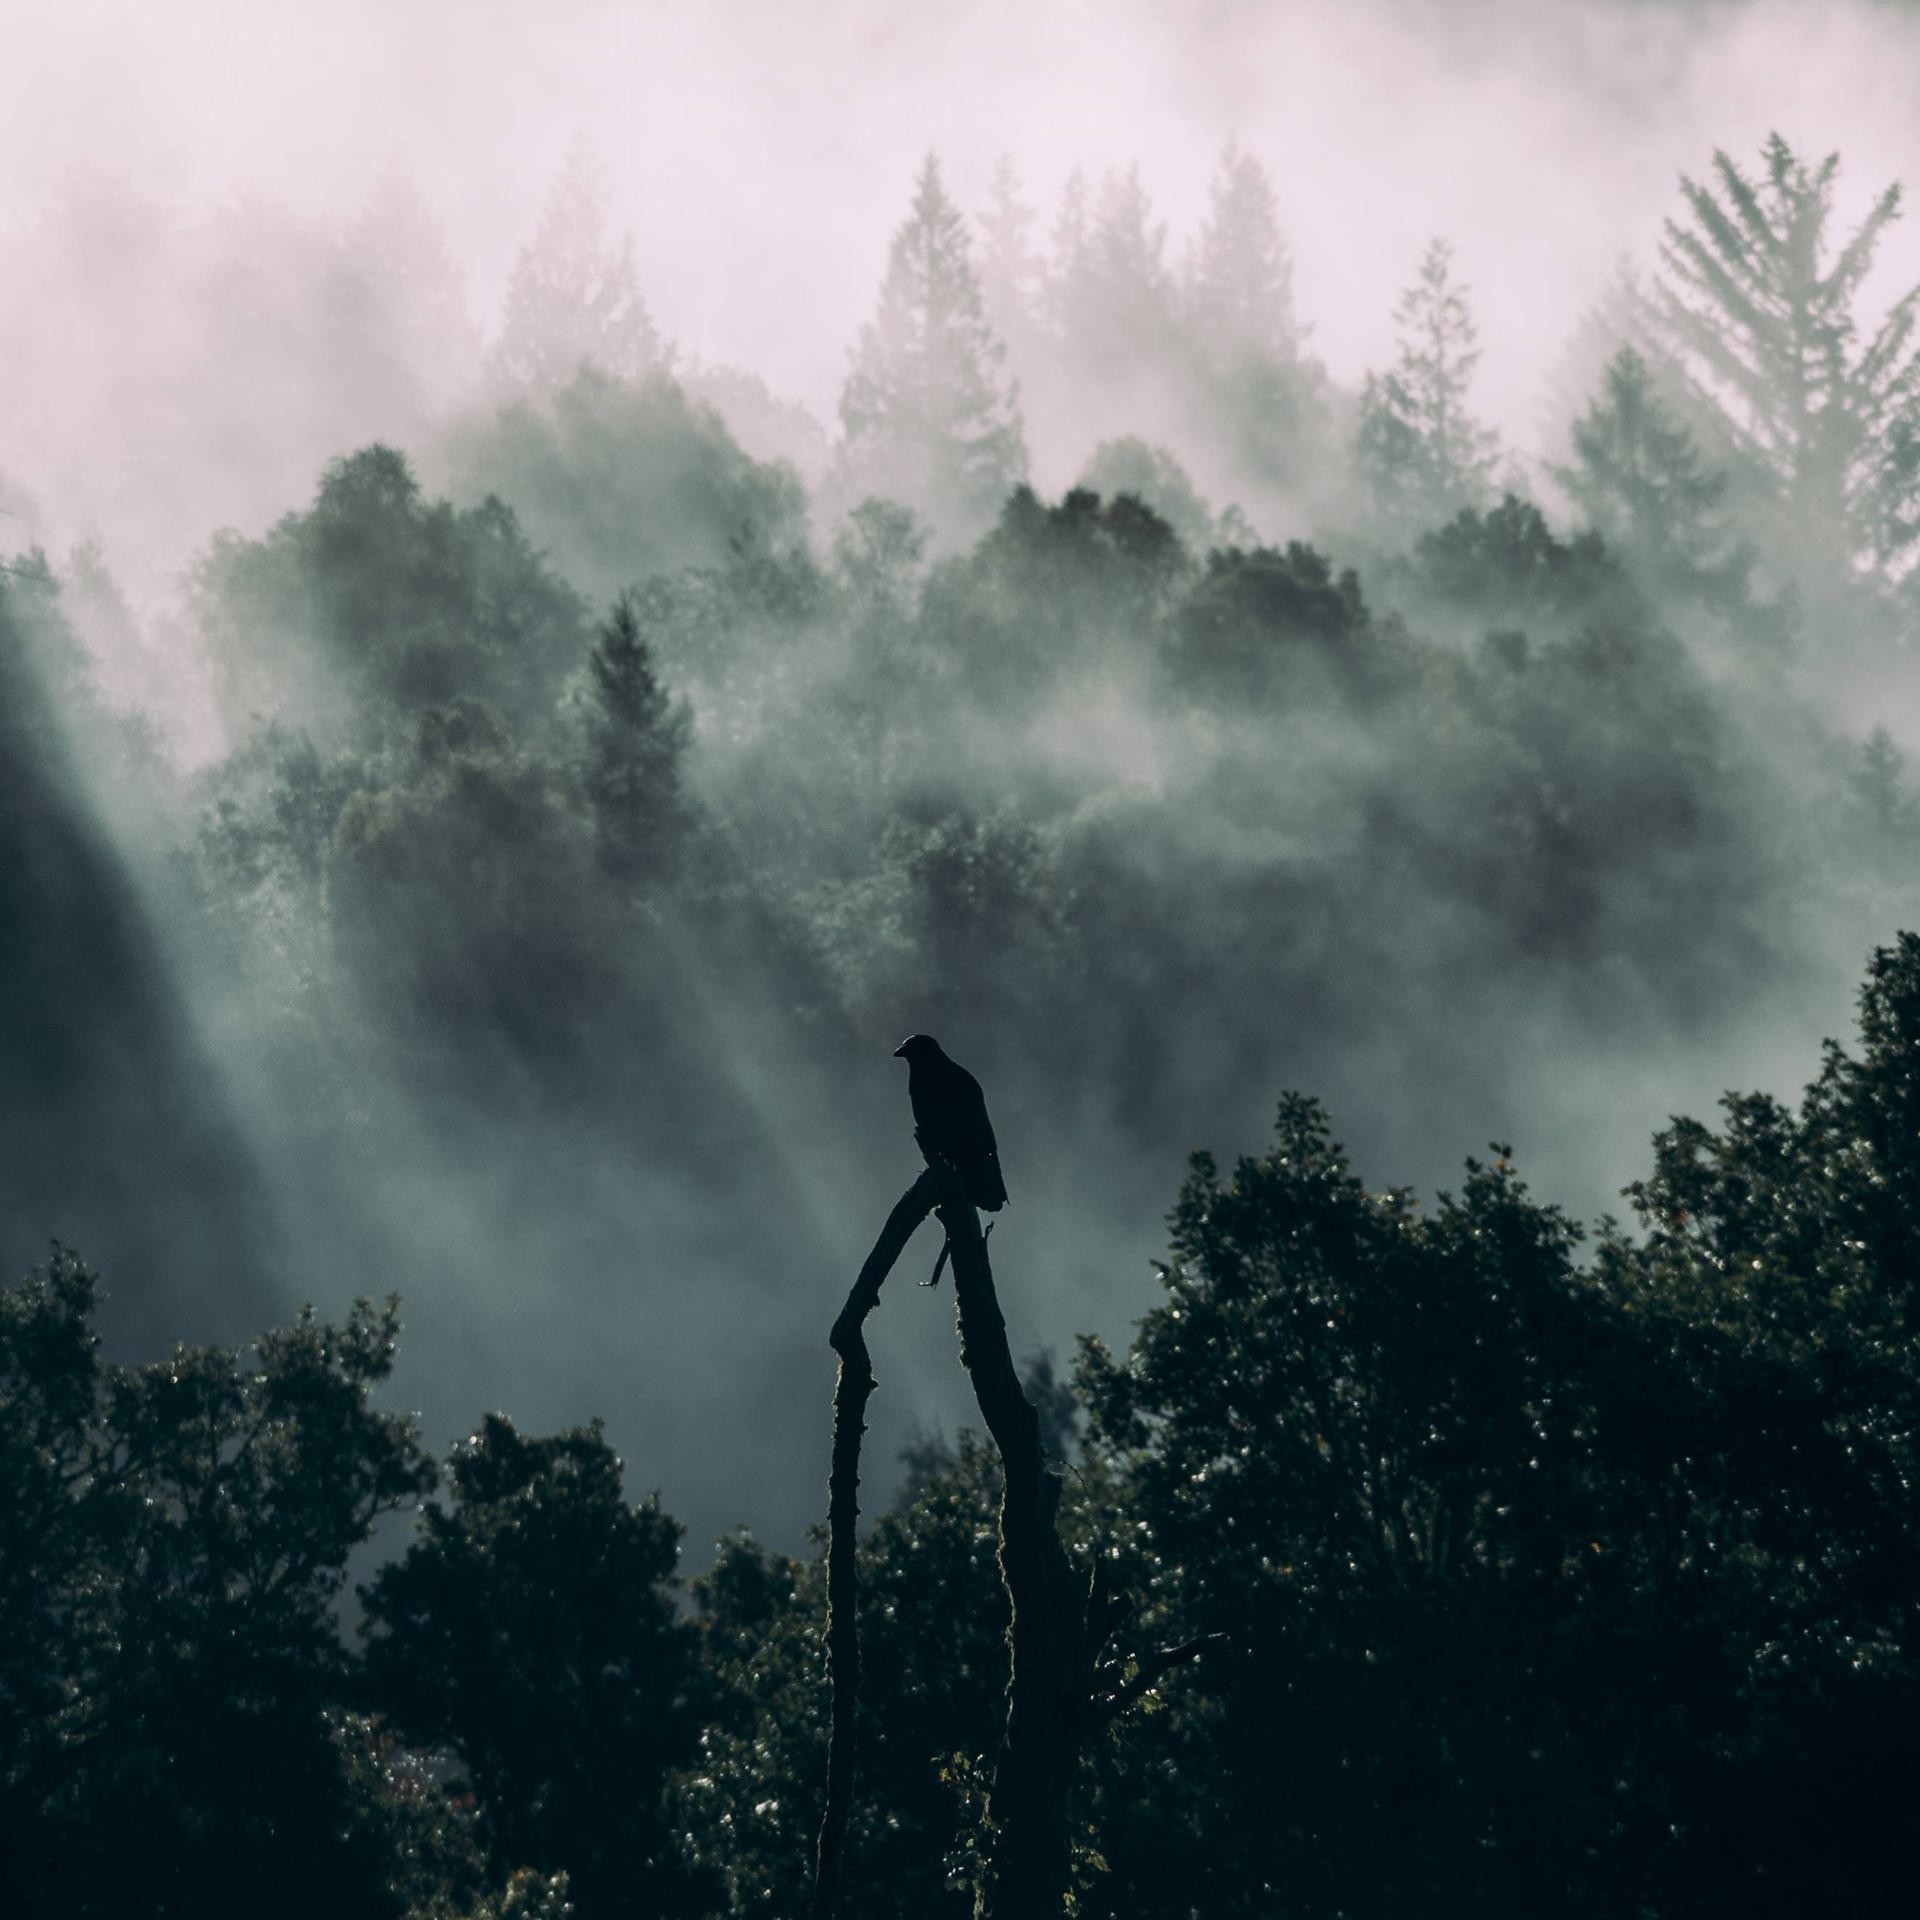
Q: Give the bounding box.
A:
[7,0,1920,1559]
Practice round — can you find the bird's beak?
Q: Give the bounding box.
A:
[891,1042,907,1058]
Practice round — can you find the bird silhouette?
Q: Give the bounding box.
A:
[894,1033,1008,1211]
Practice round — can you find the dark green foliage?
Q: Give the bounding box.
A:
[1066,957,1920,1915]
[1167,539,1377,705]
[686,1435,1016,1920]
[440,364,807,606]
[24,119,1920,1920]
[1076,437,1216,553]
[1554,347,1746,603]
[917,483,1186,704]
[580,591,695,883]
[12,942,1920,1913]
[1402,492,1647,644]
[0,1254,441,1919]
[192,444,589,738]
[362,1414,710,1920]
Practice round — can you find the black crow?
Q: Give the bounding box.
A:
[894,1034,1008,1211]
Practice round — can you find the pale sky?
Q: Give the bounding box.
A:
[9,0,1920,449]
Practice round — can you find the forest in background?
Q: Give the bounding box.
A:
[8,124,1920,1912]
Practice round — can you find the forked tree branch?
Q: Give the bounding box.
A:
[811,1165,945,1920]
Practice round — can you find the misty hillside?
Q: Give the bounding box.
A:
[9,3,1920,1912]
[9,121,1920,1542]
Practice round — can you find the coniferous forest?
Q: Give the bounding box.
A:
[12,7,1920,1912]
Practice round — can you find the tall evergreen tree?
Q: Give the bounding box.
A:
[1554,346,1740,594]
[1043,166,1092,346]
[976,154,1046,373]
[1055,165,1182,402]
[1187,138,1301,375]
[1654,133,1920,575]
[494,141,661,390]
[837,154,1027,539]
[1355,238,1500,536]
[579,591,693,885]
[1185,138,1318,491]
[345,168,477,411]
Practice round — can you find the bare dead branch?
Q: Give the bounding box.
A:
[811,1164,945,1920]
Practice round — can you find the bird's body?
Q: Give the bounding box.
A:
[893,1034,1007,1211]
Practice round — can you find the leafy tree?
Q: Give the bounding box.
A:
[1654,133,1920,576]
[1166,539,1378,707]
[1077,437,1216,552]
[838,155,1027,539]
[1404,492,1647,645]
[1355,239,1500,536]
[440,364,808,607]
[321,704,613,1070]
[191,445,590,739]
[1,1253,438,1918]
[495,140,662,390]
[361,1414,711,1920]
[1590,935,1920,1914]
[1065,939,1920,1917]
[917,484,1185,705]
[1074,1099,1633,1916]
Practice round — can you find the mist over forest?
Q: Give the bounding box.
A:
[11,2,1920,1914]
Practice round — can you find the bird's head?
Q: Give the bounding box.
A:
[893,1033,942,1062]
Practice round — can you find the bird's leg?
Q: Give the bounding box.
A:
[921,1218,989,1288]
[921,1238,952,1288]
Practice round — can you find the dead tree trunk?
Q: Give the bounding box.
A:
[812,1160,1221,1920]
[810,1165,945,1920]
[940,1186,1224,1920]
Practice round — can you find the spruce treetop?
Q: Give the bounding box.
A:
[838,153,1026,538]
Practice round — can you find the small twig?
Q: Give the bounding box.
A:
[1093,1633,1232,1723]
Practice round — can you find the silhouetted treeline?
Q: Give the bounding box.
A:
[8,936,1920,1916]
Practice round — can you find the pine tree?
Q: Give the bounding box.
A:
[1060,165,1180,397]
[1043,167,1092,345]
[1554,346,1738,592]
[341,169,477,416]
[1188,138,1301,374]
[495,141,661,390]
[1654,133,1920,575]
[580,591,691,884]
[1186,138,1317,490]
[976,154,1046,371]
[837,154,1027,538]
[1355,238,1500,536]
